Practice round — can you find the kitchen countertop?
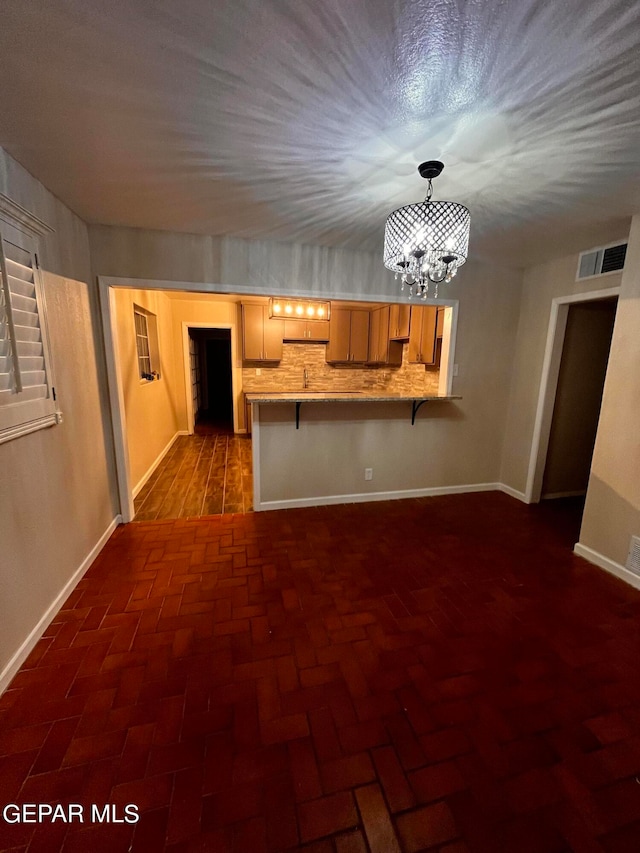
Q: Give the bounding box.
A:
[245,391,461,403]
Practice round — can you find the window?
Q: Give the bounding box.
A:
[0,198,57,444]
[133,306,160,381]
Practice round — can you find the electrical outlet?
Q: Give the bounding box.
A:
[364,468,373,481]
[256,368,261,376]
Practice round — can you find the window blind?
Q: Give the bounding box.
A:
[0,236,48,403]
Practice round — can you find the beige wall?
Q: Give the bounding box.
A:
[580,214,640,567]
[500,247,627,495]
[113,287,181,490]
[542,300,616,497]
[89,225,419,301]
[0,148,117,686]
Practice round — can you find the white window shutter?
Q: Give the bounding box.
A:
[0,205,57,442]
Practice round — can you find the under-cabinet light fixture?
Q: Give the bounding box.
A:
[269,298,331,320]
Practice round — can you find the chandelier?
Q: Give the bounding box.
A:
[383,161,470,299]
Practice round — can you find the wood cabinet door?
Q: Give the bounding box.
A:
[420,307,438,364]
[389,304,411,339]
[368,308,380,362]
[283,319,307,340]
[397,304,411,338]
[389,304,399,339]
[350,309,370,362]
[307,319,330,341]
[378,306,390,361]
[408,306,423,363]
[326,307,351,361]
[242,304,264,360]
[409,306,438,363]
[436,307,444,338]
[263,308,284,360]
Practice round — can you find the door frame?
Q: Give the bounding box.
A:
[525,286,620,503]
[182,322,238,434]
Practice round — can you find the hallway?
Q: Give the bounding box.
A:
[134,434,253,520]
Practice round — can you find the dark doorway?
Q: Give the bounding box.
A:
[541,297,617,531]
[188,328,233,433]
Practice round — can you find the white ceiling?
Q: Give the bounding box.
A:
[1,0,639,265]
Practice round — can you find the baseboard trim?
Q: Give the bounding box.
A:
[256,482,502,512]
[132,431,187,498]
[0,515,122,696]
[498,483,529,503]
[574,542,640,591]
[541,490,586,500]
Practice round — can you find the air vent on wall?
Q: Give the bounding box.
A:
[626,535,640,577]
[577,242,627,280]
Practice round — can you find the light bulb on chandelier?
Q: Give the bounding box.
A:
[383,161,470,299]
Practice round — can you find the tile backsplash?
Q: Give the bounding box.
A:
[242,342,440,395]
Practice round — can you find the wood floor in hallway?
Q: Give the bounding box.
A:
[134,434,253,520]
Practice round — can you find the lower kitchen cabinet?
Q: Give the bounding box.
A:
[408,305,438,365]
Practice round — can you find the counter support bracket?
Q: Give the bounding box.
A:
[296,401,302,429]
[411,399,428,425]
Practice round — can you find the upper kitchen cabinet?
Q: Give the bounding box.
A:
[436,306,445,338]
[408,305,438,365]
[389,304,411,340]
[326,306,370,363]
[283,318,330,342]
[242,303,284,361]
[367,306,402,366]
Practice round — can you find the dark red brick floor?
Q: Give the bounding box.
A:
[1,493,640,852]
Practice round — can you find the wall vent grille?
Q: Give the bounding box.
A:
[626,535,640,577]
[577,242,627,280]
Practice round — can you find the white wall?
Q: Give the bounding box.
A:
[0,148,118,690]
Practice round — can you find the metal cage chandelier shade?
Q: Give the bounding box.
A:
[383,161,470,299]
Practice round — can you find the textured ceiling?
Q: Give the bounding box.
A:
[1,0,639,265]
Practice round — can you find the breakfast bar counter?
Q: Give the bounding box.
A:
[247,392,463,511]
[245,391,461,403]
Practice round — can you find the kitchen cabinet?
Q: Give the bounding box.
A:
[408,306,438,365]
[242,303,284,361]
[326,306,370,363]
[389,304,411,339]
[367,306,402,365]
[283,318,330,341]
[436,306,445,338]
